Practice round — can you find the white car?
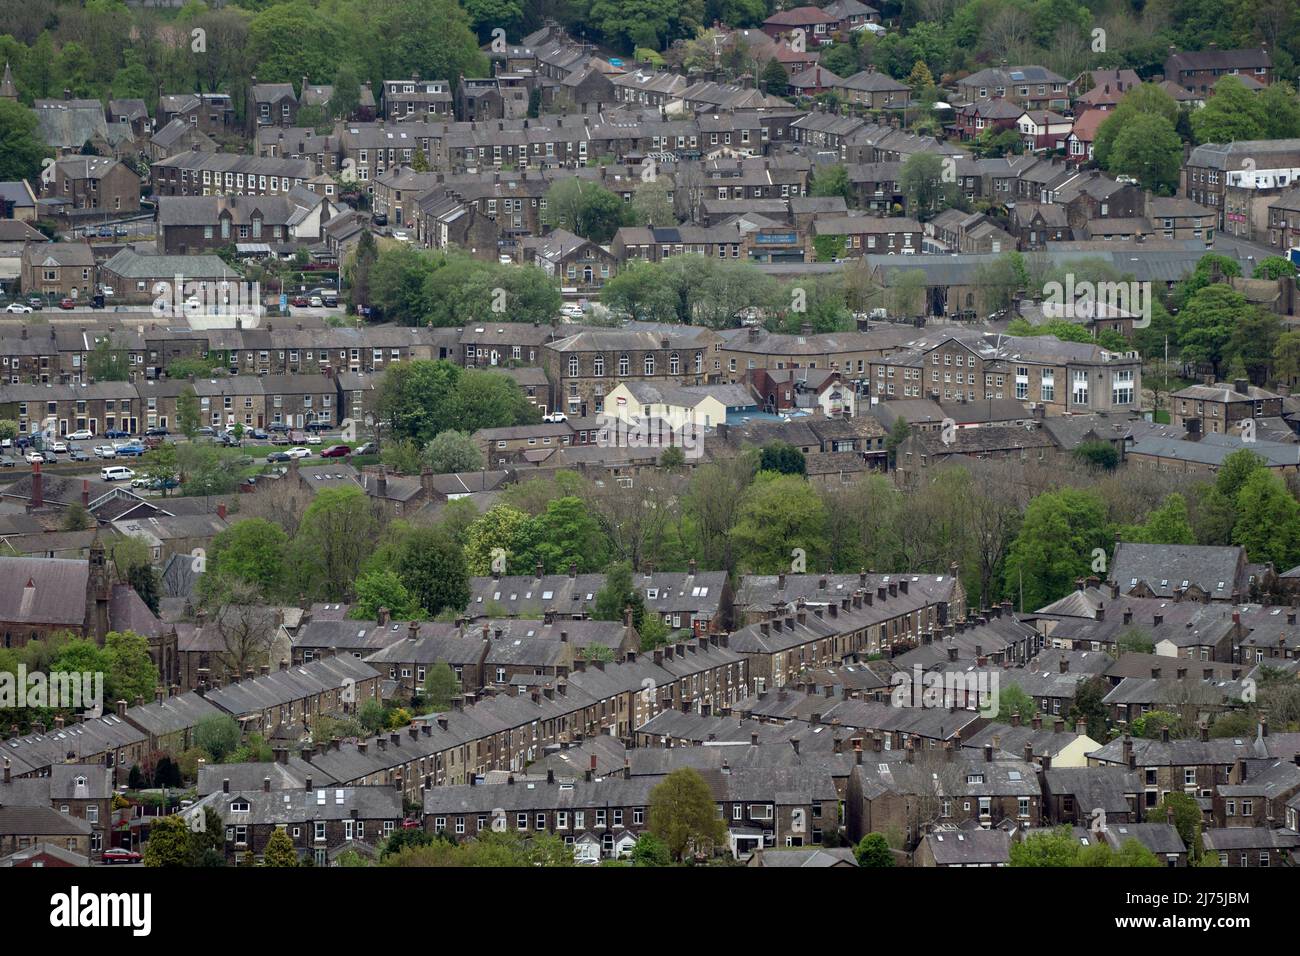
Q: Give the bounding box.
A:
[286,446,312,459]
[542,412,568,423]
[67,429,93,441]
[25,452,43,464]
[560,304,584,319]
[391,231,410,242]
[305,434,322,445]
[498,254,513,265]
[3,303,32,314]
[101,466,135,482]
[94,445,117,458]
[309,296,323,307]
[48,441,67,453]
[100,286,114,297]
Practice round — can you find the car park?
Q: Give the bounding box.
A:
[100,466,135,481]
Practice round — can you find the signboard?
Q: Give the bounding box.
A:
[756,232,799,244]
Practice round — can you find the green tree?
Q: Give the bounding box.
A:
[810,164,851,202]
[176,386,201,441]
[204,519,289,598]
[422,662,459,710]
[292,486,380,602]
[1190,76,1266,143]
[86,338,129,382]
[630,832,672,866]
[1232,470,1300,569]
[731,473,828,574]
[886,417,910,467]
[761,57,789,96]
[423,430,483,474]
[1073,440,1119,471]
[350,568,420,620]
[143,814,193,867]
[104,631,160,706]
[648,768,726,862]
[61,503,93,532]
[541,178,628,243]
[263,827,300,866]
[631,178,676,226]
[1003,488,1109,611]
[194,714,242,763]
[758,441,806,476]
[1068,676,1110,741]
[1254,256,1298,281]
[462,505,534,575]
[996,684,1038,723]
[855,832,895,866]
[593,561,645,627]
[1158,792,1203,860]
[396,527,469,616]
[1108,112,1182,194]
[1132,493,1196,545]
[900,152,956,220]
[0,98,50,182]
[520,497,610,574]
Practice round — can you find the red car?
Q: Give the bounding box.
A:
[291,295,309,307]
[320,444,351,458]
[58,297,75,310]
[101,847,142,864]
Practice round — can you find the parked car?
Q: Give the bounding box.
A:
[196,426,215,437]
[305,434,322,445]
[320,444,351,458]
[96,226,113,238]
[266,451,291,463]
[40,450,55,463]
[0,455,16,467]
[114,444,145,457]
[354,441,377,456]
[25,452,42,464]
[100,466,135,481]
[94,445,117,458]
[104,429,130,439]
[145,426,169,437]
[291,295,309,307]
[542,412,568,423]
[286,446,312,459]
[309,296,323,308]
[113,226,128,237]
[101,848,142,864]
[249,428,269,440]
[304,421,331,433]
[372,213,388,227]
[67,429,93,441]
[3,302,32,313]
[48,440,67,453]
[322,293,338,307]
[70,449,89,462]
[58,298,75,310]
[27,297,43,310]
[268,422,289,433]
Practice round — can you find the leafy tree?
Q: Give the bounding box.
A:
[263,827,300,866]
[87,338,129,382]
[359,698,387,735]
[731,473,828,574]
[350,569,420,621]
[593,561,645,627]
[422,662,459,710]
[176,386,201,441]
[1003,488,1109,611]
[1254,256,1298,281]
[61,503,93,532]
[1131,494,1196,546]
[0,98,50,182]
[1073,440,1119,471]
[204,519,289,599]
[885,417,910,467]
[542,178,628,243]
[810,164,852,202]
[649,768,726,862]
[104,631,160,706]
[995,684,1038,724]
[1190,76,1266,143]
[1108,112,1182,194]
[1158,792,1203,860]
[143,815,193,867]
[424,430,484,474]
[761,57,789,96]
[292,486,380,602]
[900,152,956,220]
[855,832,895,867]
[1094,84,1180,169]
[396,527,469,616]
[194,714,242,763]
[463,505,534,575]
[1068,676,1110,741]
[630,832,672,866]
[519,497,610,574]
[1232,470,1300,569]
[759,441,806,476]
[630,179,676,227]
